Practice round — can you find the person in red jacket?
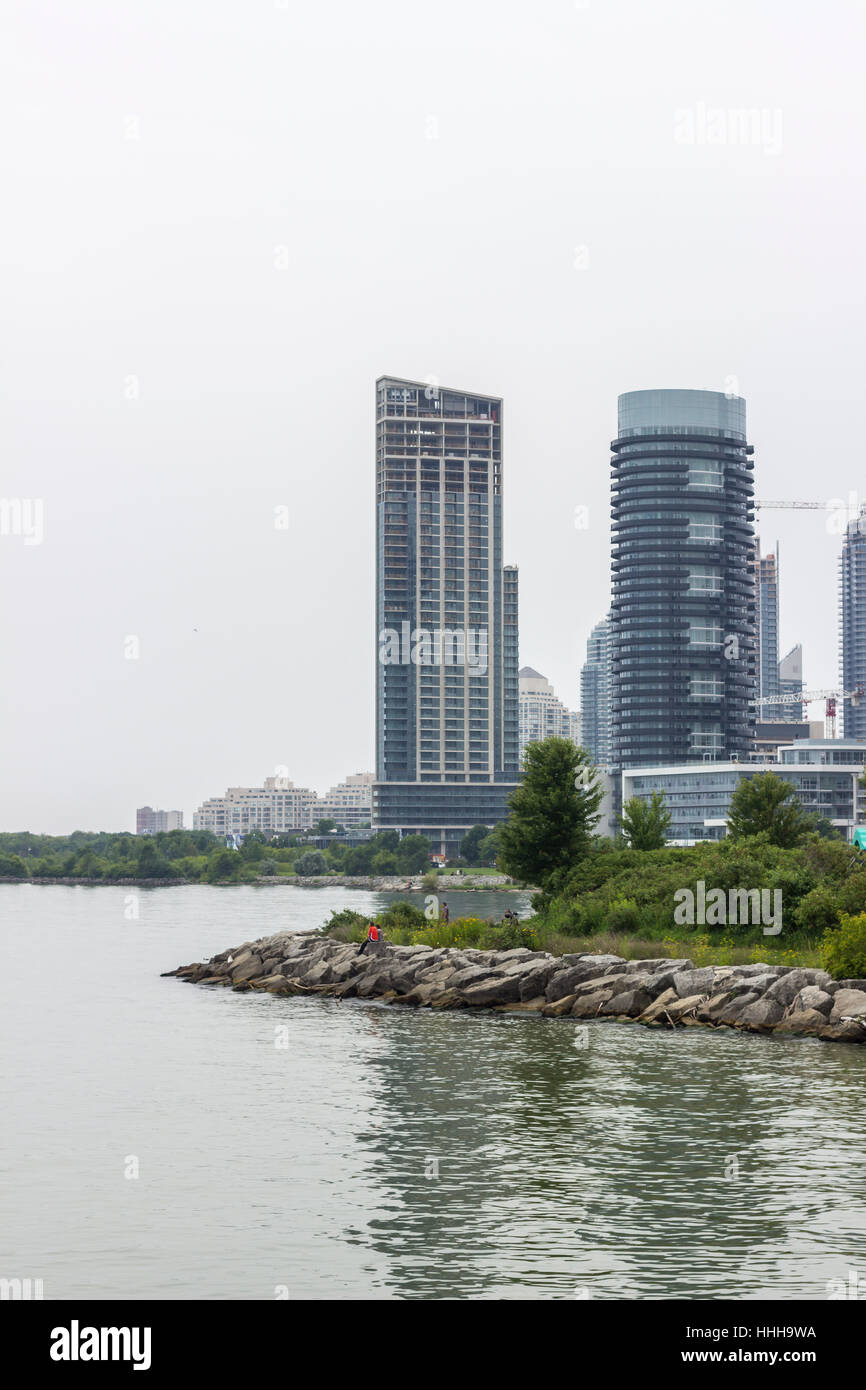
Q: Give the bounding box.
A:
[358,921,380,956]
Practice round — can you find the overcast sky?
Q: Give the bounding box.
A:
[2,0,864,833]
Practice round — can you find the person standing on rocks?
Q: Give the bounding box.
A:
[358,922,380,956]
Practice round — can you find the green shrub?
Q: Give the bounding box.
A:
[321,908,368,942]
[821,913,866,980]
[837,870,866,917]
[606,898,641,933]
[377,900,426,930]
[794,885,840,934]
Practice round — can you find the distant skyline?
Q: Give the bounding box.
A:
[2,0,864,832]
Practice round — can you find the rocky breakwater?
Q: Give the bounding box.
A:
[163,933,866,1044]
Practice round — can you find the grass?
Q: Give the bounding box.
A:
[322,907,823,968]
[536,929,822,969]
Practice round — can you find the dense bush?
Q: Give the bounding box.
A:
[821,913,866,980]
[794,885,840,933]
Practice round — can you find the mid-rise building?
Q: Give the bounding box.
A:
[621,739,866,844]
[372,376,519,857]
[580,617,611,766]
[518,667,580,765]
[193,777,319,836]
[136,807,183,834]
[840,505,866,739]
[610,389,757,770]
[752,718,823,760]
[314,773,374,827]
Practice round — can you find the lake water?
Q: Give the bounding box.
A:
[2,884,866,1300]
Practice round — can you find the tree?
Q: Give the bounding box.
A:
[478,831,499,867]
[727,770,810,848]
[136,839,174,879]
[497,738,602,887]
[205,849,240,883]
[619,791,671,850]
[0,852,28,877]
[294,850,328,876]
[315,818,337,835]
[459,824,492,864]
[371,850,399,874]
[395,835,432,874]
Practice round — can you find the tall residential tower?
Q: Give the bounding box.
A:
[610,389,757,770]
[839,505,866,740]
[373,376,519,857]
[580,617,611,765]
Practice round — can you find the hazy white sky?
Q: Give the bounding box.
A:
[2,0,864,833]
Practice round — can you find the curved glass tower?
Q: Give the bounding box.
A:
[610,389,757,769]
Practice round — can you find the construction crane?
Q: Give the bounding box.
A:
[754,500,825,510]
[752,687,864,738]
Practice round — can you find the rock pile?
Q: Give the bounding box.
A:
[164,933,866,1044]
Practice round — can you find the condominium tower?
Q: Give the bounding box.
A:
[610,389,757,769]
[373,376,519,857]
[518,666,580,765]
[840,504,866,739]
[580,617,611,765]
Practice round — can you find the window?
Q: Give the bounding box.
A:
[688,566,722,593]
[688,513,722,542]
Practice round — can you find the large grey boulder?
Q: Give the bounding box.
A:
[830,988,866,1021]
[819,1017,866,1042]
[545,959,619,1002]
[571,989,618,1018]
[672,967,715,998]
[599,987,654,1017]
[704,991,760,1024]
[738,997,785,1030]
[230,953,265,983]
[788,986,834,1017]
[665,992,710,1022]
[516,960,562,1001]
[725,973,779,1000]
[638,987,680,1023]
[765,969,826,1006]
[460,974,523,1007]
[775,1009,828,1035]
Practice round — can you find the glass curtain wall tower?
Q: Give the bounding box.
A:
[610,389,757,770]
[580,617,611,765]
[373,376,519,857]
[839,505,866,740]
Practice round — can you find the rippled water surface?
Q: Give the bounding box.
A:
[2,884,866,1300]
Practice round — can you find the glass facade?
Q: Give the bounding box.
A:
[839,506,866,739]
[580,617,611,765]
[374,377,519,856]
[610,389,757,770]
[624,741,866,843]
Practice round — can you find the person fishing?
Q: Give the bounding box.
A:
[358,921,380,955]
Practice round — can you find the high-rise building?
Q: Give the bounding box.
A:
[755,542,781,716]
[580,618,611,765]
[778,643,805,721]
[136,806,183,834]
[372,376,519,857]
[518,667,580,765]
[610,389,757,770]
[840,505,866,739]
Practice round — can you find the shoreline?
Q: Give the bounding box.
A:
[0,874,528,891]
[165,930,866,1046]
